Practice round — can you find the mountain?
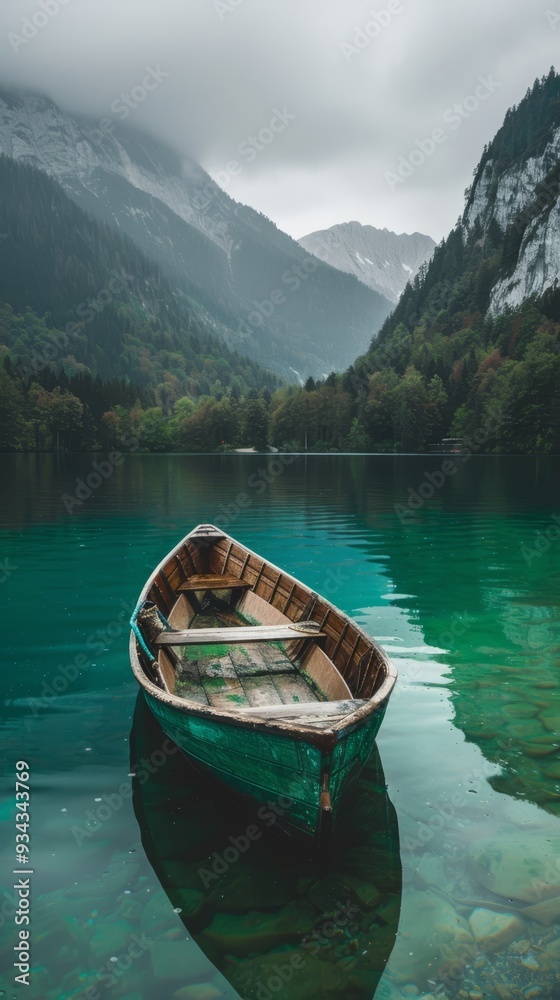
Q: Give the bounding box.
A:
[0,89,393,381]
[298,222,435,303]
[343,69,560,453]
[0,154,279,399]
[263,70,560,455]
[464,69,560,314]
[4,73,559,455]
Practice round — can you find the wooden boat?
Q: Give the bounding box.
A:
[130,691,402,1000]
[129,523,397,854]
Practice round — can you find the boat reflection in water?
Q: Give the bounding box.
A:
[131,692,402,1000]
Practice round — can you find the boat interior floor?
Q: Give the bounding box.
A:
[172,604,324,712]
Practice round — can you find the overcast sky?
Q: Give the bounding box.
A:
[0,0,558,242]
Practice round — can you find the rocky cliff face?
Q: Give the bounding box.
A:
[299,221,435,303]
[0,89,239,255]
[464,125,560,314]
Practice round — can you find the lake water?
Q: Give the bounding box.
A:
[1,453,560,1000]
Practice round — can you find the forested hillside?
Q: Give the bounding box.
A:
[0,156,279,450]
[263,72,560,455]
[2,73,560,454]
[0,90,393,381]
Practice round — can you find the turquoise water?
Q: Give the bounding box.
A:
[1,453,560,999]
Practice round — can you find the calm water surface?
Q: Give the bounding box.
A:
[1,454,560,1000]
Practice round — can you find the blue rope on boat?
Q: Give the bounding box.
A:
[130,602,154,661]
[130,601,171,662]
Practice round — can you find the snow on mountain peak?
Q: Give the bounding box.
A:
[298,221,435,303]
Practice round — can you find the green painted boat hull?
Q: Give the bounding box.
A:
[144,690,387,843]
[131,523,397,850]
[130,691,402,1000]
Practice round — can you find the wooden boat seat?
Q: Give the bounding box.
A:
[154,625,326,647]
[236,699,367,720]
[177,574,252,592]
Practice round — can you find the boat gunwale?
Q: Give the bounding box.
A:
[129,524,397,747]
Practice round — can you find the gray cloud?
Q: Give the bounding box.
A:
[0,0,558,241]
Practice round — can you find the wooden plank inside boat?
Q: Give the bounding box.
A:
[225,643,297,677]
[155,624,326,646]
[198,655,237,680]
[241,674,284,707]
[161,651,209,704]
[177,574,251,592]
[272,672,320,704]
[201,674,248,710]
[238,699,366,719]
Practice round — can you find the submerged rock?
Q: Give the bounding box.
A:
[199,904,315,957]
[521,893,560,925]
[412,852,447,890]
[518,738,559,757]
[340,846,401,894]
[468,835,560,902]
[172,985,223,999]
[539,706,560,732]
[151,940,212,981]
[90,919,136,962]
[303,872,381,913]
[503,702,539,718]
[504,719,549,740]
[204,859,294,913]
[142,891,184,935]
[64,861,140,899]
[227,948,352,1000]
[468,908,524,953]
[386,890,475,988]
[376,894,401,929]
[358,920,399,973]
[519,952,540,971]
[540,936,560,975]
